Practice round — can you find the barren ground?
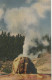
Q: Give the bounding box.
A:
[0,53,51,80]
[0,74,51,80]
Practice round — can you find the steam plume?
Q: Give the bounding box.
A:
[3,0,50,57]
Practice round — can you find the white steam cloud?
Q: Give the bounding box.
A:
[25,0,32,4]
[42,40,49,46]
[3,0,50,57]
[0,8,4,20]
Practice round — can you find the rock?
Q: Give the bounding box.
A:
[12,57,37,74]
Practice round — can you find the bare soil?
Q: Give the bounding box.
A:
[0,74,51,80]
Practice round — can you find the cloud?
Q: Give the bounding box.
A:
[25,0,32,4]
[4,0,50,56]
[4,0,51,34]
[42,40,49,46]
[0,8,4,20]
[31,0,50,18]
[39,0,50,4]
[4,7,37,34]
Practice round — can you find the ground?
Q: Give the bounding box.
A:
[33,52,51,74]
[0,74,51,80]
[0,52,51,80]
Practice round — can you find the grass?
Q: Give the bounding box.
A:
[0,61,13,73]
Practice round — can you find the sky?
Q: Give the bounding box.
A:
[0,0,51,36]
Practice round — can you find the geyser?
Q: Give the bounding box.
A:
[12,56,37,74]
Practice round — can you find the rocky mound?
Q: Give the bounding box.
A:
[12,57,37,74]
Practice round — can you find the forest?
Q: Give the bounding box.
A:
[0,31,25,61]
[0,31,51,61]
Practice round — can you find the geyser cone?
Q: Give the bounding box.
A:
[12,56,37,74]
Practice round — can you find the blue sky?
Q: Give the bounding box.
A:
[0,0,51,36]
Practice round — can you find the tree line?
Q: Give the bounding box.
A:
[0,31,51,61]
[0,31,25,61]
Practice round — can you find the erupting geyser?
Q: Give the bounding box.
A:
[12,56,37,74]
